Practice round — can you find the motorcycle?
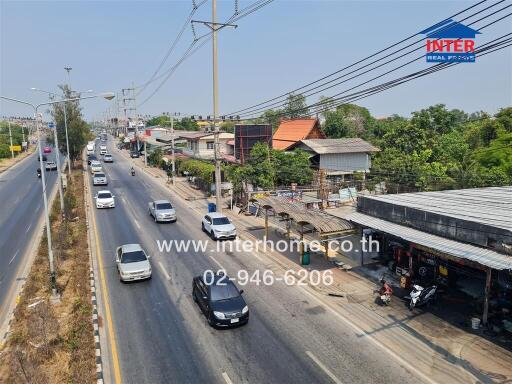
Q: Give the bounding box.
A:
[131,168,135,176]
[408,284,437,310]
[380,292,391,306]
[37,169,41,178]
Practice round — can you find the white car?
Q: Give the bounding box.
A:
[45,161,57,171]
[90,160,102,174]
[116,244,152,282]
[94,190,115,208]
[103,154,113,163]
[93,172,108,186]
[201,212,237,240]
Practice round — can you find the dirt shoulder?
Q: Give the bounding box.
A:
[0,146,36,174]
[0,167,95,383]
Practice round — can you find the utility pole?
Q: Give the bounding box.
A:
[171,112,177,185]
[8,120,14,158]
[192,4,237,212]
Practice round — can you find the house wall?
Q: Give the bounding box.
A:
[182,138,233,159]
[320,153,370,173]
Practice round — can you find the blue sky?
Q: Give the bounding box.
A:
[1,0,511,121]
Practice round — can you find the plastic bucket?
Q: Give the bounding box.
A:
[471,317,481,330]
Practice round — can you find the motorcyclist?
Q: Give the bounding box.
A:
[36,168,41,177]
[379,279,393,297]
[130,166,135,175]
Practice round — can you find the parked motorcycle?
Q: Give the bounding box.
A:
[408,284,437,310]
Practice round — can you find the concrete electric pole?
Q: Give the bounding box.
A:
[192,2,237,212]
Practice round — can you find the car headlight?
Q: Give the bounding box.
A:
[242,305,249,314]
[213,311,226,319]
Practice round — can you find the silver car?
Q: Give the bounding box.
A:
[116,244,152,282]
[148,200,177,223]
[93,172,107,186]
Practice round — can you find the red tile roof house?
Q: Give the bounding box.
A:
[272,118,325,150]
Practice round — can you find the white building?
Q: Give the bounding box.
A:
[178,132,234,160]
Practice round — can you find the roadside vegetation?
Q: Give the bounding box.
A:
[0,121,27,159]
[256,96,512,192]
[0,169,95,383]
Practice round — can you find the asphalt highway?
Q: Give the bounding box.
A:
[89,139,419,384]
[0,145,61,326]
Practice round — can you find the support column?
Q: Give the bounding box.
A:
[264,208,269,240]
[483,267,492,325]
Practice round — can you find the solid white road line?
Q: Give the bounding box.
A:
[158,261,171,281]
[305,351,343,384]
[9,250,20,265]
[25,223,32,233]
[209,255,225,271]
[222,372,234,384]
[133,219,141,230]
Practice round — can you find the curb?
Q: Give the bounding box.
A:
[82,153,105,384]
[90,267,103,384]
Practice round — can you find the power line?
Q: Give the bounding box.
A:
[238,4,512,119]
[136,0,208,96]
[137,0,275,108]
[225,0,495,116]
[249,15,512,122]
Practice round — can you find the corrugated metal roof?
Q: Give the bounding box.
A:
[361,187,512,230]
[254,196,354,234]
[347,212,512,271]
[300,138,380,154]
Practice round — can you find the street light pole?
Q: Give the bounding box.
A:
[8,120,14,158]
[1,92,115,298]
[50,120,65,215]
[63,102,71,175]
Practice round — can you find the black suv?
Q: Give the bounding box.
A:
[193,273,249,328]
[130,151,140,158]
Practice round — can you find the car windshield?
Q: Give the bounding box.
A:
[210,281,240,301]
[212,217,230,225]
[156,203,172,210]
[92,162,100,166]
[95,173,105,178]
[98,193,111,199]
[121,250,147,263]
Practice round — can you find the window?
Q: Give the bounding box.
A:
[207,141,214,150]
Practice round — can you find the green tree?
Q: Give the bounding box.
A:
[283,93,308,119]
[51,85,92,165]
[411,104,467,136]
[323,104,376,139]
[273,149,313,186]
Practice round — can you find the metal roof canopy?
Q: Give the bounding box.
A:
[347,212,512,271]
[361,186,512,231]
[252,196,354,236]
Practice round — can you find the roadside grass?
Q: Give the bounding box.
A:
[0,146,36,174]
[0,167,95,383]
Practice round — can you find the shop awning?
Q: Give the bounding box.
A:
[347,212,512,271]
[252,196,354,235]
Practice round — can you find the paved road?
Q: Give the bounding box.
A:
[0,145,62,324]
[89,139,418,384]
